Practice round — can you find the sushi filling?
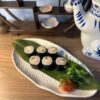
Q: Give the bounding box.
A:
[56,57,67,70]
[29,56,41,69]
[42,56,53,66]
[24,45,34,55]
[36,46,47,54]
[56,57,67,65]
[48,47,58,54]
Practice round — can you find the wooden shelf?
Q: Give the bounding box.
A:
[36,18,74,32]
[0,0,73,31]
[0,1,35,9]
[35,7,72,15]
[9,20,75,35]
[0,1,71,14]
[16,0,24,7]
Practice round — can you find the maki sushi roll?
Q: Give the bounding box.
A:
[55,57,67,70]
[29,55,41,69]
[36,46,47,58]
[42,56,53,69]
[24,45,34,56]
[48,47,58,59]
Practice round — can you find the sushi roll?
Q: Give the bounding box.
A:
[24,45,34,56]
[36,46,47,58]
[55,57,67,70]
[48,47,58,59]
[29,55,41,69]
[42,56,53,69]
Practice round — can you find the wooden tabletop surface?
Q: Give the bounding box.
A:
[0,32,100,100]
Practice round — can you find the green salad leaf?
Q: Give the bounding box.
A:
[65,60,100,90]
[13,39,100,90]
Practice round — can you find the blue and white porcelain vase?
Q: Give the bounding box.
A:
[69,0,100,60]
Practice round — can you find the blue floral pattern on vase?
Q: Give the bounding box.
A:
[93,19,100,31]
[85,51,93,57]
[75,11,86,27]
[90,4,100,31]
[90,5,100,18]
[96,47,100,56]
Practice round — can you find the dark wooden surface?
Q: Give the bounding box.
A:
[9,20,75,35]
[0,30,100,100]
[0,1,35,9]
[16,0,24,7]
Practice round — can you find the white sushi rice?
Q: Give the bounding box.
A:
[42,56,53,66]
[56,57,66,65]
[24,46,34,54]
[48,47,58,54]
[29,56,40,65]
[36,46,47,53]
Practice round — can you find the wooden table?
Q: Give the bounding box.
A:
[0,33,100,100]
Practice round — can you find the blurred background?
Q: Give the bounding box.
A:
[0,0,69,22]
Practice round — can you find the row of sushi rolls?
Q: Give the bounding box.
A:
[24,45,67,70]
[24,45,77,92]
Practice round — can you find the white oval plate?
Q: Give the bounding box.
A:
[12,38,97,98]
